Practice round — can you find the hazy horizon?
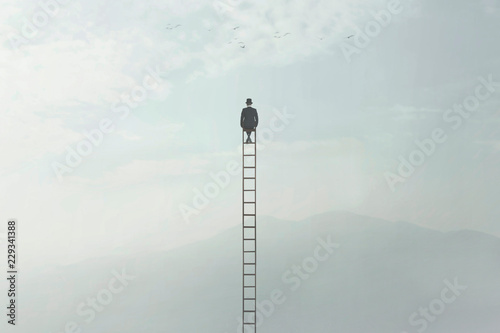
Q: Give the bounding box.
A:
[12,211,500,333]
[1,0,499,279]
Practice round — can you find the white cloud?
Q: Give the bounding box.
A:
[114,130,142,141]
[1,38,137,112]
[481,0,500,16]
[163,0,391,78]
[98,158,210,188]
[476,140,500,150]
[262,138,366,156]
[1,0,390,118]
[0,112,82,172]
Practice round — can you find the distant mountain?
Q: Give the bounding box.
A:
[19,211,500,333]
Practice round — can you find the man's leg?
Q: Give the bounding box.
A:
[246,130,252,143]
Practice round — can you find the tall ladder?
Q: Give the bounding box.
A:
[242,129,257,333]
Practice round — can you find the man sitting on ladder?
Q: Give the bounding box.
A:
[240,98,259,143]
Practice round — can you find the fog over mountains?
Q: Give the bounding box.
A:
[15,211,500,332]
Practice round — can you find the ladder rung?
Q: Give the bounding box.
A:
[243,226,255,228]
[243,177,255,179]
[243,298,256,300]
[243,154,256,156]
[243,201,255,204]
[244,273,256,276]
[243,166,256,168]
[243,189,255,191]
[243,214,256,216]
[243,238,255,240]
[243,250,255,253]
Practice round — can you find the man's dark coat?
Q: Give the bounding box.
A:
[240,107,259,129]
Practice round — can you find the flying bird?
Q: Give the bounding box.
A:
[274,32,291,39]
[347,34,354,39]
[166,24,181,30]
[233,26,240,30]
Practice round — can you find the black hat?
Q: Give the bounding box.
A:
[246,98,253,105]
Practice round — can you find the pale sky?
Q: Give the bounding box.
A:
[0,0,499,266]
